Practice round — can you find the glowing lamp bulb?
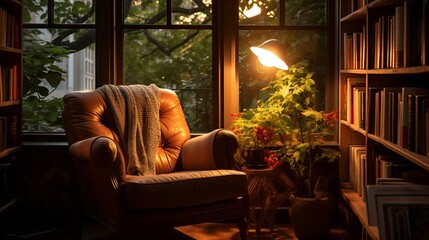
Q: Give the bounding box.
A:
[250,46,289,70]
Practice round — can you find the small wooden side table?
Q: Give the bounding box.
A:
[242,166,283,235]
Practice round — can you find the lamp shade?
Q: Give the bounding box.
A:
[250,39,288,70]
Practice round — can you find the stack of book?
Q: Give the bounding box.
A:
[345,78,366,128]
[0,66,18,102]
[369,87,429,156]
[0,7,19,49]
[366,184,429,240]
[0,115,17,152]
[371,0,428,68]
[348,144,366,197]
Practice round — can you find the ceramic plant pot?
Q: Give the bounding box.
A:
[289,194,335,240]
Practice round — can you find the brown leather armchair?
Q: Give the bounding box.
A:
[62,87,248,239]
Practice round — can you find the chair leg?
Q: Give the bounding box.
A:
[237,217,248,240]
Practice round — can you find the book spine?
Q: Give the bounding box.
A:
[6,115,17,148]
[407,94,415,151]
[395,5,404,68]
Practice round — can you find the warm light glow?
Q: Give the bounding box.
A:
[250,47,288,70]
[243,4,261,18]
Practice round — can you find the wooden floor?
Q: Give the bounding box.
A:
[82,221,354,240]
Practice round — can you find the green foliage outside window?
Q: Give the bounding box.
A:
[21,0,329,133]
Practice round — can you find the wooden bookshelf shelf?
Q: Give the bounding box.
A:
[341,6,367,21]
[0,46,22,54]
[340,69,367,74]
[0,100,21,107]
[0,146,20,159]
[340,120,366,135]
[341,188,379,240]
[367,66,429,74]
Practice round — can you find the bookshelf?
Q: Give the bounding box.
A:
[339,0,429,239]
[0,0,21,234]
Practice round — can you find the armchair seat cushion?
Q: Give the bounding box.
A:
[124,170,247,209]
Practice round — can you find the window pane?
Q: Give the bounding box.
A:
[239,0,278,26]
[54,0,95,24]
[124,29,212,132]
[124,0,167,25]
[23,0,47,24]
[22,29,95,132]
[285,0,326,26]
[172,0,212,25]
[239,30,326,111]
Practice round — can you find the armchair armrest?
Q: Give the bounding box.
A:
[68,136,126,224]
[181,129,239,170]
[69,136,127,185]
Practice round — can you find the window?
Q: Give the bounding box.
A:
[238,0,333,112]
[121,0,214,132]
[22,0,336,136]
[22,0,95,132]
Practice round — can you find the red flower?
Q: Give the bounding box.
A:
[254,126,274,145]
[323,111,338,128]
[230,112,244,119]
[264,152,282,168]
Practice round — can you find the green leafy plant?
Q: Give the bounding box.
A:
[22,39,74,132]
[231,61,339,198]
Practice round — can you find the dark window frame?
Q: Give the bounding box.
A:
[22,0,337,142]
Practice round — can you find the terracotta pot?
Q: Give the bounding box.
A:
[289,194,334,240]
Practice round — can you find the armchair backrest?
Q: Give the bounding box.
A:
[62,87,191,174]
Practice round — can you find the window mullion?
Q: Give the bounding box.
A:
[48,0,54,25]
[167,0,172,26]
[220,0,239,128]
[279,0,285,27]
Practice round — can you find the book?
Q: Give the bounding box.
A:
[349,145,366,195]
[6,115,17,148]
[359,152,366,197]
[1,66,9,101]
[406,0,424,67]
[366,184,429,227]
[346,78,365,124]
[375,154,420,179]
[375,91,381,136]
[0,66,2,101]
[0,117,6,152]
[415,95,429,154]
[389,91,400,143]
[423,101,429,157]
[353,87,366,128]
[376,155,398,179]
[423,0,429,66]
[376,195,429,240]
[400,88,429,149]
[369,87,382,135]
[417,98,429,155]
[376,178,415,185]
[395,5,405,68]
[374,17,380,69]
[381,87,401,141]
[0,66,15,102]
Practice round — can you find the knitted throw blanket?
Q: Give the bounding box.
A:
[98,84,160,175]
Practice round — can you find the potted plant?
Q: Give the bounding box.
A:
[230,61,340,239]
